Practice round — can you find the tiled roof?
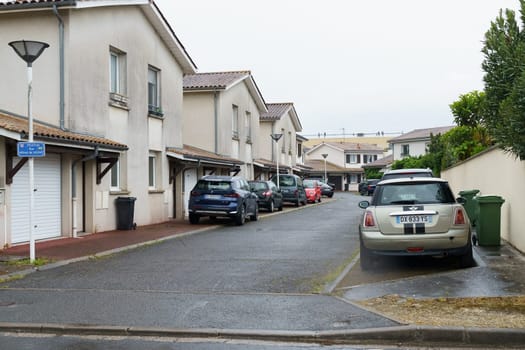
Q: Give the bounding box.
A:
[363,154,393,168]
[323,142,384,152]
[389,126,454,143]
[167,145,243,165]
[0,112,127,150]
[183,71,251,90]
[253,158,291,170]
[304,159,362,173]
[260,103,293,121]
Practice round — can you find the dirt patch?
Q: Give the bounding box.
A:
[357,294,525,328]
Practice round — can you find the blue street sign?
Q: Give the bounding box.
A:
[17,142,46,157]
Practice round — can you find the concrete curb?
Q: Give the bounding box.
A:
[0,323,524,347]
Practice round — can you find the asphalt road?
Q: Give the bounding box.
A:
[0,192,399,332]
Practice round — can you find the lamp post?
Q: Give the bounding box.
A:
[9,40,49,263]
[270,133,282,187]
[322,153,328,183]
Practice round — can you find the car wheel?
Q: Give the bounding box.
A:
[318,196,322,203]
[250,205,259,221]
[278,201,283,211]
[329,193,334,198]
[360,238,373,270]
[189,213,200,225]
[235,205,246,226]
[459,242,475,268]
[295,200,300,207]
[268,200,274,213]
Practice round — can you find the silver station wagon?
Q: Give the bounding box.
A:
[358,177,474,270]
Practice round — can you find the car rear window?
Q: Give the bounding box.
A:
[381,172,432,180]
[275,176,296,187]
[195,180,231,191]
[250,182,268,191]
[374,182,455,205]
[303,180,316,188]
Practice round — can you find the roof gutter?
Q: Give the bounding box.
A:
[0,1,76,12]
[52,4,66,130]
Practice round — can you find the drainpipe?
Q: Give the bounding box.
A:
[213,89,218,154]
[71,147,99,238]
[53,5,65,130]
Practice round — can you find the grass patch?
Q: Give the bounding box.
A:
[0,274,24,285]
[6,257,50,267]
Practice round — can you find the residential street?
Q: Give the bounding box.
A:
[1,193,524,349]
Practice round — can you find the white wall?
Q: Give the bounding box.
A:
[441,147,525,253]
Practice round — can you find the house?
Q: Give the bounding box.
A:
[256,103,304,180]
[388,126,454,161]
[179,71,267,216]
[305,142,385,191]
[0,0,197,247]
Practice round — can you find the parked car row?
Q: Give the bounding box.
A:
[188,174,335,226]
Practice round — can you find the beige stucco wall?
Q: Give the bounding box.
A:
[308,145,344,168]
[0,11,61,125]
[441,147,525,253]
[258,122,274,161]
[392,140,427,160]
[182,92,216,151]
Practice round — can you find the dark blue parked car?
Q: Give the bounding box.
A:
[188,175,258,225]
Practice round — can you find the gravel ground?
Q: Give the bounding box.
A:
[357,294,525,328]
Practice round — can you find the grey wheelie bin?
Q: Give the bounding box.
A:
[115,196,137,230]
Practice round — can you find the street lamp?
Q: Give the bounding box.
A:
[322,153,328,183]
[9,40,49,263]
[270,133,282,187]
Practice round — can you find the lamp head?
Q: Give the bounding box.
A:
[9,40,49,65]
[270,133,283,141]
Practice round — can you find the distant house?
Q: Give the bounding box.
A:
[256,102,304,180]
[180,71,267,216]
[389,126,454,161]
[305,142,384,191]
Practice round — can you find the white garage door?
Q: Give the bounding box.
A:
[11,154,62,244]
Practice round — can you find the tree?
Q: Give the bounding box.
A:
[449,90,486,127]
[482,1,525,160]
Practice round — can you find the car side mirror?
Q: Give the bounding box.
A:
[456,197,466,204]
[358,200,370,209]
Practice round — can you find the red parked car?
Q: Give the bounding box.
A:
[303,179,322,203]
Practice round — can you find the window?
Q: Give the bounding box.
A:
[288,131,292,153]
[110,48,126,95]
[297,143,302,157]
[401,144,410,157]
[232,105,239,139]
[346,154,360,164]
[245,111,251,142]
[148,154,156,189]
[148,66,161,115]
[110,160,120,190]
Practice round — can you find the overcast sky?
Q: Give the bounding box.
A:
[155,0,521,137]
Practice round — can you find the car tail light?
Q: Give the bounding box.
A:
[407,247,424,253]
[224,192,240,198]
[454,208,466,225]
[190,191,199,197]
[363,210,376,227]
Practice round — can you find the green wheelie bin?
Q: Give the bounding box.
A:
[475,195,505,246]
[458,189,480,226]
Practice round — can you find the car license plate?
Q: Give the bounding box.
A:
[396,215,432,224]
[204,194,221,200]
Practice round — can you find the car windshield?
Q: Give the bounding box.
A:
[195,180,231,191]
[374,182,455,205]
[250,182,268,191]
